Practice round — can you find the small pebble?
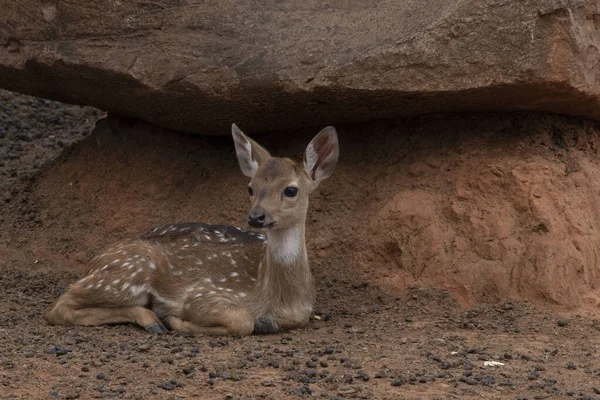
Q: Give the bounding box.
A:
[161,356,174,364]
[459,376,477,385]
[157,381,175,391]
[440,361,452,370]
[528,370,539,380]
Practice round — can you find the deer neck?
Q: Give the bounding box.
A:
[267,224,307,267]
[252,223,315,313]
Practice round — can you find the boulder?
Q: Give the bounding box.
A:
[1,0,599,134]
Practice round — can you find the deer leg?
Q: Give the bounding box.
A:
[163,316,233,336]
[166,300,254,337]
[74,306,167,333]
[45,292,167,334]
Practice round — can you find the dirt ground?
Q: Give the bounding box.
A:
[1,88,600,399]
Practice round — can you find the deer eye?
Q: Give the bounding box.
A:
[248,187,254,196]
[284,187,298,197]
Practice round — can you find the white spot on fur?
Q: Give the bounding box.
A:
[230,272,239,277]
[239,292,247,298]
[204,278,212,283]
[129,284,148,298]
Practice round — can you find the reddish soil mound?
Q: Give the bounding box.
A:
[18,112,600,314]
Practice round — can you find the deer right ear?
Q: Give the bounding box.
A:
[304,126,339,186]
[232,124,271,177]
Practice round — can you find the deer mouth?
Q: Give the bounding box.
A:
[249,221,276,232]
[260,222,276,230]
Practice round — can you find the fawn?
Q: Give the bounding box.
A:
[44,124,339,336]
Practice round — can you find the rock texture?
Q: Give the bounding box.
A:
[1,0,599,134]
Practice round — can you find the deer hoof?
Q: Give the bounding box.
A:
[146,323,168,335]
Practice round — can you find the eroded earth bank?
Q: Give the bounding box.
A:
[0,89,599,399]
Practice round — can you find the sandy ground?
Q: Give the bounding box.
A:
[0,88,599,399]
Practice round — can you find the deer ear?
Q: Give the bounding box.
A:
[304,126,339,186]
[232,124,271,177]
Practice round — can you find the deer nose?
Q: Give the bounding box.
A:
[248,209,267,228]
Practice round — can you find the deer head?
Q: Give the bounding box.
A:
[232,124,339,232]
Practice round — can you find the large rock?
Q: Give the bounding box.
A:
[1,0,599,134]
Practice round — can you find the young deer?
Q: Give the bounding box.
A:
[44,124,339,336]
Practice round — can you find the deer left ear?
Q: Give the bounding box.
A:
[232,123,271,178]
[304,126,339,186]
